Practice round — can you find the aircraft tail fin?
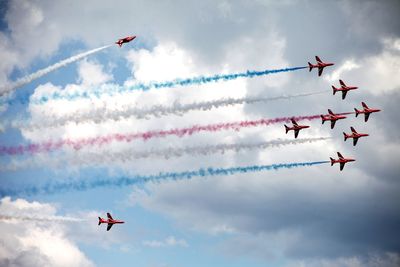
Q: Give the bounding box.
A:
[308,62,313,72]
[332,85,338,95]
[330,157,334,166]
[343,132,348,141]
[354,108,359,117]
[321,115,325,124]
[98,217,102,226]
[284,125,289,134]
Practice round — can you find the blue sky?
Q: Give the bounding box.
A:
[0,1,400,267]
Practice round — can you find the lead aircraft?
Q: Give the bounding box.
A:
[308,56,334,76]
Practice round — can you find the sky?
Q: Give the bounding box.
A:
[0,0,399,266]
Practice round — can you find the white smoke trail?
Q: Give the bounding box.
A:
[0,214,85,222]
[0,45,112,96]
[1,137,330,171]
[11,90,328,131]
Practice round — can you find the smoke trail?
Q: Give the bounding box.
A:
[10,90,328,131]
[0,214,85,222]
[0,161,330,196]
[1,66,306,106]
[0,45,112,97]
[1,137,330,171]
[0,115,323,156]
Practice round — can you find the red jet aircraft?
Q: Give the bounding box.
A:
[115,36,136,47]
[330,152,355,171]
[343,127,369,146]
[284,118,310,138]
[354,102,381,122]
[321,109,347,129]
[308,56,334,76]
[332,79,358,100]
[98,213,124,231]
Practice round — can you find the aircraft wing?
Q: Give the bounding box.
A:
[353,137,359,146]
[318,67,323,76]
[350,127,357,133]
[107,223,113,231]
[291,118,298,126]
[362,102,368,109]
[337,152,344,159]
[339,79,346,87]
[316,56,322,63]
[340,162,345,171]
[330,120,336,129]
[294,129,299,138]
[107,213,113,220]
[364,113,370,122]
[342,90,348,100]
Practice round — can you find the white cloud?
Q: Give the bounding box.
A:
[19,41,256,175]
[324,38,400,94]
[77,59,113,86]
[286,252,400,267]
[0,197,93,267]
[325,59,361,83]
[125,42,197,84]
[143,236,188,248]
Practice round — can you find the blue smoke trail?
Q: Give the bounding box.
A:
[0,66,306,106]
[0,160,328,197]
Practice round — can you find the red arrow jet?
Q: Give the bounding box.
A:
[284,118,310,138]
[115,36,136,47]
[343,127,369,146]
[354,102,381,122]
[332,79,358,100]
[330,152,355,171]
[98,213,124,231]
[321,109,347,129]
[308,56,334,76]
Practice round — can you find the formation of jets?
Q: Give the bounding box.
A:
[283,56,381,171]
[96,47,379,228]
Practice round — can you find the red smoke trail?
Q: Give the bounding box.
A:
[0,114,322,156]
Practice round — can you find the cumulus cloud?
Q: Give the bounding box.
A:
[0,197,93,267]
[286,252,400,267]
[143,236,188,248]
[325,37,400,95]
[77,59,113,86]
